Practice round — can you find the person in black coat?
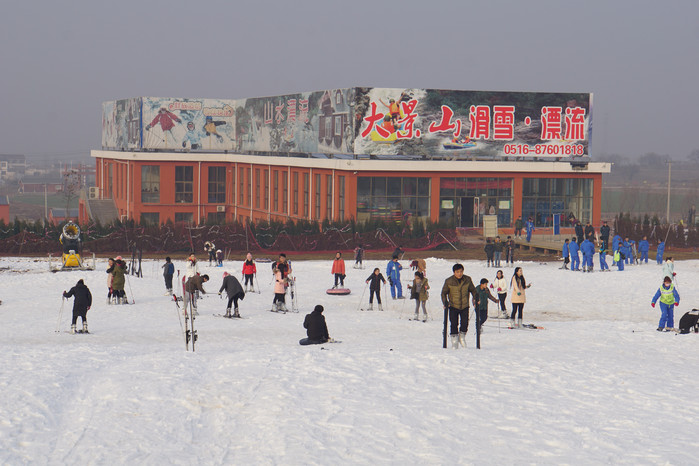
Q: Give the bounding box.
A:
[599,221,610,250]
[63,279,92,334]
[300,305,330,345]
[365,268,387,311]
[218,271,245,317]
[574,221,584,244]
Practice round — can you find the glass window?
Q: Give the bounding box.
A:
[372,177,386,196]
[140,212,159,225]
[522,178,594,227]
[264,169,269,210]
[141,166,160,203]
[255,169,260,209]
[273,171,279,212]
[357,177,430,224]
[387,178,401,196]
[175,166,193,203]
[239,167,245,205]
[293,172,299,215]
[175,212,193,223]
[440,177,513,227]
[314,174,321,219]
[207,166,226,203]
[338,176,345,219]
[326,175,332,219]
[282,172,288,213]
[303,173,309,217]
[417,178,430,196]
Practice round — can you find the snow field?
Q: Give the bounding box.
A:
[1,256,698,464]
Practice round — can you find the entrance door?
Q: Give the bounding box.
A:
[460,197,476,227]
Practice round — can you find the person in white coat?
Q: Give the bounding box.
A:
[491,269,509,319]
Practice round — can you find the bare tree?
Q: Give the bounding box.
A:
[62,169,81,216]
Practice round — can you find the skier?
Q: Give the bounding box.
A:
[510,267,531,328]
[162,256,174,295]
[651,275,680,332]
[484,238,495,267]
[612,233,622,265]
[569,237,580,271]
[181,121,202,150]
[353,245,364,269]
[408,271,430,321]
[638,236,650,264]
[111,257,127,304]
[184,274,209,315]
[490,269,509,318]
[656,241,665,265]
[599,243,609,271]
[203,116,226,142]
[272,268,288,312]
[299,305,331,345]
[106,257,115,304]
[145,107,181,144]
[525,217,535,242]
[331,252,346,289]
[614,248,625,271]
[203,241,216,265]
[215,249,224,267]
[386,255,404,299]
[440,263,478,349]
[242,252,257,292]
[63,279,92,334]
[561,238,570,270]
[184,253,199,299]
[580,237,595,272]
[272,253,292,280]
[475,278,498,330]
[505,236,515,265]
[218,271,245,318]
[365,267,386,311]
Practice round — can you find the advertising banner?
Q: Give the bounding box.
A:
[236,88,354,154]
[352,88,592,159]
[102,98,141,150]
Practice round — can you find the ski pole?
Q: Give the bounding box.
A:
[55,296,66,333]
[125,273,135,304]
[255,274,261,294]
[356,282,368,311]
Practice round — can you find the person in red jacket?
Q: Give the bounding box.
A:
[241,252,257,292]
[331,251,346,289]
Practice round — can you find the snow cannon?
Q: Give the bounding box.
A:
[51,222,95,272]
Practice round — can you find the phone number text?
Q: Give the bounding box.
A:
[503,144,585,156]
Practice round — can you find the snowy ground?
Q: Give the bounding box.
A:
[1,255,698,464]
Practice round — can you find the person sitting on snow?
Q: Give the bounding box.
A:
[299,305,331,345]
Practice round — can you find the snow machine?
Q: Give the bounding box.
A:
[50,221,96,272]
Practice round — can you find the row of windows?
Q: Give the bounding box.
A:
[357,177,431,223]
[139,165,343,220]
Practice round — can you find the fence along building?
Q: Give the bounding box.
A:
[90,88,610,230]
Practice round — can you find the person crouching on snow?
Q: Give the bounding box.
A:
[299,305,330,345]
[184,274,209,315]
[651,276,680,332]
[331,251,346,289]
[63,279,92,334]
[218,270,245,317]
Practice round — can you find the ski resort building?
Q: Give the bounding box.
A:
[88,88,610,231]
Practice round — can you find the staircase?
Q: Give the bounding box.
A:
[86,199,119,224]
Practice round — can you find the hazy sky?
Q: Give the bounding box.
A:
[1,0,697,161]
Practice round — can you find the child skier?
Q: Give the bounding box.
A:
[662,257,675,283]
[218,270,245,317]
[408,271,430,321]
[656,241,665,264]
[580,237,595,272]
[561,238,570,270]
[106,257,115,304]
[476,278,498,331]
[599,244,609,271]
[525,217,535,242]
[353,245,364,269]
[365,268,386,311]
[638,236,649,264]
[331,251,346,289]
[272,268,288,312]
[569,238,580,271]
[215,249,224,267]
[63,279,92,334]
[242,252,257,292]
[162,256,174,295]
[491,269,509,318]
[651,276,680,332]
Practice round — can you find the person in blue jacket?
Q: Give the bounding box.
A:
[599,243,609,271]
[638,236,650,264]
[569,237,580,271]
[561,238,570,270]
[620,238,631,265]
[580,238,595,272]
[651,276,680,331]
[612,234,622,265]
[386,255,404,299]
[625,237,635,265]
[525,217,535,242]
[656,241,665,265]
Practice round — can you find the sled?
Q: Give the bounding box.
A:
[326,288,351,296]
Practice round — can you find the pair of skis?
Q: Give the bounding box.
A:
[174,293,197,351]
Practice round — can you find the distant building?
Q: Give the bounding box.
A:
[48,208,79,225]
[0,154,27,180]
[0,195,9,223]
[18,177,64,194]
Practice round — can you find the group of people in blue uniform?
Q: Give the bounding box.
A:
[561,230,664,273]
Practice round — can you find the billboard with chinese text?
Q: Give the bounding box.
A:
[102,88,591,158]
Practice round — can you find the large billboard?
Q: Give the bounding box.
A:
[352,88,592,159]
[102,88,591,158]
